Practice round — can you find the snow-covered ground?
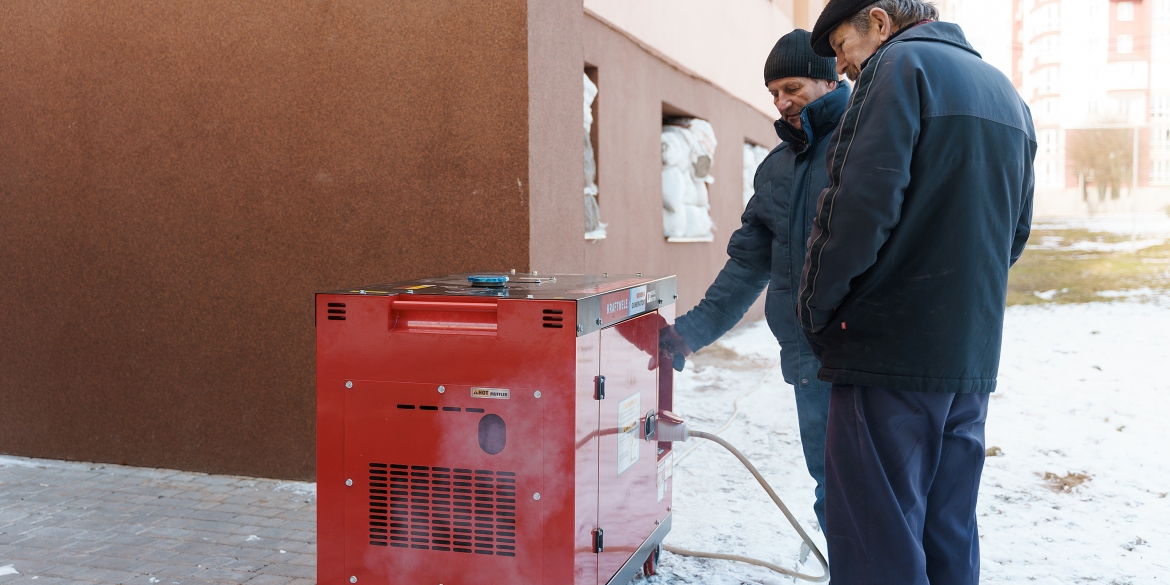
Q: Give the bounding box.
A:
[637,300,1170,584]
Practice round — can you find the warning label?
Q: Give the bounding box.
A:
[471,387,511,400]
[657,452,675,502]
[617,392,641,476]
[629,286,647,316]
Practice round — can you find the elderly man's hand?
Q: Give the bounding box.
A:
[659,324,693,372]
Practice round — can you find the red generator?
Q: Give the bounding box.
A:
[316,273,678,585]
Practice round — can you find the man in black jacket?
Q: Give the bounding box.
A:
[662,29,849,533]
[802,1,1035,583]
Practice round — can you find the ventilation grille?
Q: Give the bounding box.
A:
[368,463,517,557]
[327,302,346,321]
[542,309,564,329]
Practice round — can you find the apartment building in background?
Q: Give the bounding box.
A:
[1013,0,1170,214]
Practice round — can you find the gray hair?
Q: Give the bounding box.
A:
[849,0,939,34]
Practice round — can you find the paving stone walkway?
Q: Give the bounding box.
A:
[0,456,316,585]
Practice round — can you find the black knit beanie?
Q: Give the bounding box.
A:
[811,0,879,57]
[764,29,837,85]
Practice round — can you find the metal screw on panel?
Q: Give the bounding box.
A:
[438,386,446,394]
[405,289,414,294]
[532,270,538,276]
[533,493,541,501]
[595,318,602,325]
[576,324,583,333]
[637,273,642,277]
[534,391,542,399]
[602,272,608,277]
[345,479,353,487]
[667,507,672,512]
[350,577,357,584]
[526,294,534,299]
[345,381,353,389]
[655,519,660,526]
[510,269,516,274]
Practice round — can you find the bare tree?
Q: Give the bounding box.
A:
[1067,128,1133,202]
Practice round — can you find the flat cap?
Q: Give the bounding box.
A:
[810,0,876,57]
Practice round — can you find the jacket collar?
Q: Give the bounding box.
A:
[773,82,852,153]
[860,21,981,71]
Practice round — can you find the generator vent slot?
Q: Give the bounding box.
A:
[541,309,565,328]
[327,303,347,321]
[369,463,518,557]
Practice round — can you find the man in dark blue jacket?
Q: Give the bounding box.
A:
[661,29,850,533]
[802,1,1035,583]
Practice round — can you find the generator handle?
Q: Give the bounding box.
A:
[389,300,498,313]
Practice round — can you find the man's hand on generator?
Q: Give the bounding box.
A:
[660,325,693,372]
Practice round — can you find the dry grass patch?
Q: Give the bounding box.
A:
[1042,471,1092,493]
[1007,228,1170,306]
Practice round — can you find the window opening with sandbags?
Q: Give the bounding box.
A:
[662,104,717,243]
[584,67,606,240]
[742,142,769,209]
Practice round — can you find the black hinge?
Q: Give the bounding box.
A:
[593,527,604,553]
[594,375,606,400]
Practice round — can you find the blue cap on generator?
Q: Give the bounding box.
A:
[468,275,510,286]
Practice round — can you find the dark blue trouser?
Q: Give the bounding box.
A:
[824,384,989,585]
[794,386,831,533]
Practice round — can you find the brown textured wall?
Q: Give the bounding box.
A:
[528,0,587,273]
[582,15,780,320]
[0,1,534,479]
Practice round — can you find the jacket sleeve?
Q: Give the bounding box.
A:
[798,45,921,334]
[673,169,774,351]
[1010,141,1036,266]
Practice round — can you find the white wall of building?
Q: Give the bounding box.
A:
[583,0,798,116]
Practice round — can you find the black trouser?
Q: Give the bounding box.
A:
[825,384,989,585]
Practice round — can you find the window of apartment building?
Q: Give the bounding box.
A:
[1157,0,1170,23]
[1039,66,1060,94]
[1155,127,1170,151]
[1117,1,1135,21]
[1155,31,1170,53]
[1035,97,1060,118]
[1036,34,1061,53]
[1154,95,1170,118]
[1113,97,1132,118]
[1040,129,1061,156]
[1153,159,1170,185]
[1038,3,1060,32]
[1117,34,1134,54]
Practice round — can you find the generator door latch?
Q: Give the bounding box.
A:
[593,527,605,553]
[594,376,606,400]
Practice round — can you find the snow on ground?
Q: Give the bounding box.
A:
[635,300,1170,585]
[1033,213,1170,239]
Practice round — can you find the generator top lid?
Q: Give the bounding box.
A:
[323,273,676,334]
[326,273,673,300]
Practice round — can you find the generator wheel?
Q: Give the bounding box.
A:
[641,543,662,576]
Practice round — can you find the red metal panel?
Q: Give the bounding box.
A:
[342,381,543,583]
[596,313,661,584]
[573,331,601,585]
